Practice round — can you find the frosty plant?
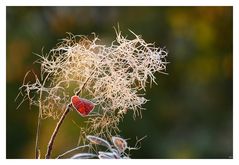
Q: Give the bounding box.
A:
[17,28,168,159]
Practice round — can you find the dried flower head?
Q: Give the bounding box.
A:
[17,28,168,140]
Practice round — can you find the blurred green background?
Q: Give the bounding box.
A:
[6,7,232,159]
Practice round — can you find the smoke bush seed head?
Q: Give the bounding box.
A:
[17,29,168,139]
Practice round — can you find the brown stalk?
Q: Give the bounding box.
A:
[44,75,92,159]
[45,103,71,159]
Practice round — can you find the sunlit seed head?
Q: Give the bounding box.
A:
[17,28,168,139]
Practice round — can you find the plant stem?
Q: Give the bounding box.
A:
[35,112,41,159]
[45,104,71,159]
[56,144,90,159]
[44,74,93,159]
[35,72,51,159]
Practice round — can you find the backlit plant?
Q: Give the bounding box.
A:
[16,27,168,159]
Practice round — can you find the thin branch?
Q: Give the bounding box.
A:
[35,112,41,159]
[35,72,51,159]
[56,144,90,159]
[75,71,94,96]
[45,74,93,159]
[45,103,71,159]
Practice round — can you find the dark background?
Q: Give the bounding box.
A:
[6,7,232,158]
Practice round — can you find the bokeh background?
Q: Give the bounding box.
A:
[6,7,232,159]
